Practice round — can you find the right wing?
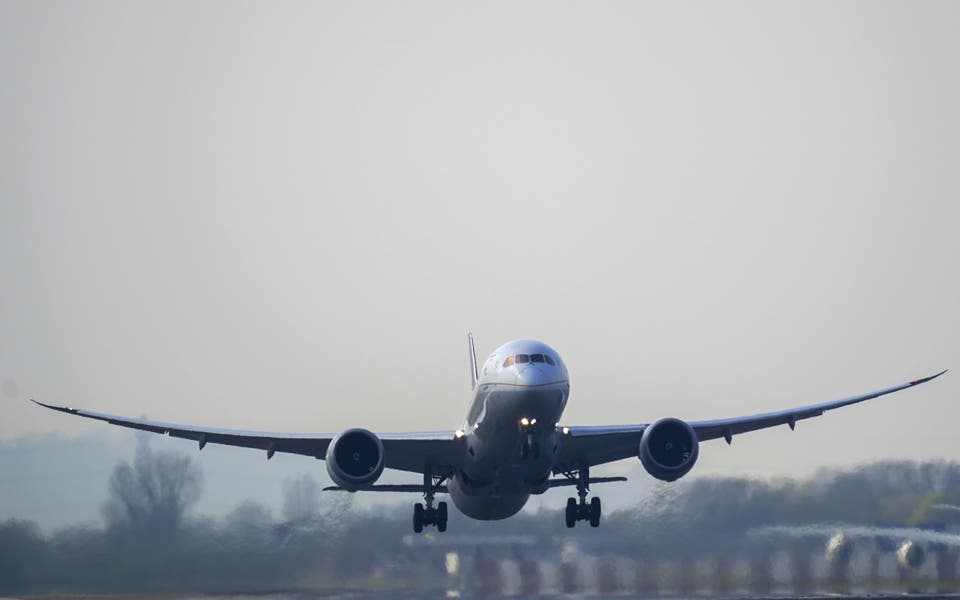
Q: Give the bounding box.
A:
[554,370,946,474]
[689,369,947,443]
[32,400,463,474]
[553,424,649,474]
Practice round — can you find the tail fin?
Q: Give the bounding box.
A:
[468,332,479,390]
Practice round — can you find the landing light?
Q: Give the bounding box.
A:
[530,418,537,425]
[454,430,465,439]
[520,417,530,426]
[562,427,571,435]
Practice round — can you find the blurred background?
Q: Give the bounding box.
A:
[1,1,958,595]
[4,443,960,595]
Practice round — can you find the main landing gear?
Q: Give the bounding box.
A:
[412,467,448,533]
[413,500,447,533]
[563,466,601,528]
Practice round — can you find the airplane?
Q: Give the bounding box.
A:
[750,524,960,570]
[34,336,946,533]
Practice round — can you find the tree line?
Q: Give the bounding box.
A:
[2,438,959,594]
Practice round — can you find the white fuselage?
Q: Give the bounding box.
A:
[447,339,570,520]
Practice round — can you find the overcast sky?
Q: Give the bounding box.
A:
[1,2,958,527]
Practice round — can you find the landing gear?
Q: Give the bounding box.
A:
[563,465,602,528]
[413,502,424,533]
[519,418,540,459]
[589,496,601,527]
[412,466,449,533]
[437,500,448,532]
[413,500,448,533]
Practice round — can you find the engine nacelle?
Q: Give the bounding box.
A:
[638,417,699,482]
[325,428,385,491]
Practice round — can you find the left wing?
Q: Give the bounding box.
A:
[554,370,946,474]
[32,400,462,474]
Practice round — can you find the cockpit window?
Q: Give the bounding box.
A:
[504,353,557,367]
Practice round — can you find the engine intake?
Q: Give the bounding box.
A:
[325,428,385,491]
[638,417,699,482]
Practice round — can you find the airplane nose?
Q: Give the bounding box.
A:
[515,367,547,386]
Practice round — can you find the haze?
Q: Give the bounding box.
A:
[1,2,958,527]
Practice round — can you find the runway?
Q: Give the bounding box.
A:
[10,594,960,600]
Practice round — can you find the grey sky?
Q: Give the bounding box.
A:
[1,2,958,526]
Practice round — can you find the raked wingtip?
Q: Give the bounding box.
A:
[912,369,948,386]
[30,399,77,413]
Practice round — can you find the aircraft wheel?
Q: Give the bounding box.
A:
[565,497,577,528]
[589,497,601,528]
[437,501,448,532]
[413,503,424,533]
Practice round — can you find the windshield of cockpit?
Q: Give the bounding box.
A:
[501,353,556,368]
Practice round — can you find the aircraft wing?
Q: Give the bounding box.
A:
[750,524,960,547]
[31,400,462,474]
[554,370,946,474]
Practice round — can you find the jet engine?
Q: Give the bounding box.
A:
[638,417,699,482]
[897,540,926,570]
[325,428,385,491]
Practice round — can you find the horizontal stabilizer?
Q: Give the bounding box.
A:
[545,476,627,488]
[323,484,450,493]
[322,476,627,493]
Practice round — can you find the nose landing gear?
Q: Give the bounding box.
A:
[563,466,602,528]
[519,417,540,459]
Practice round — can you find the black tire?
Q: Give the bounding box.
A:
[589,497,601,527]
[437,502,448,532]
[413,503,424,533]
[565,498,577,528]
